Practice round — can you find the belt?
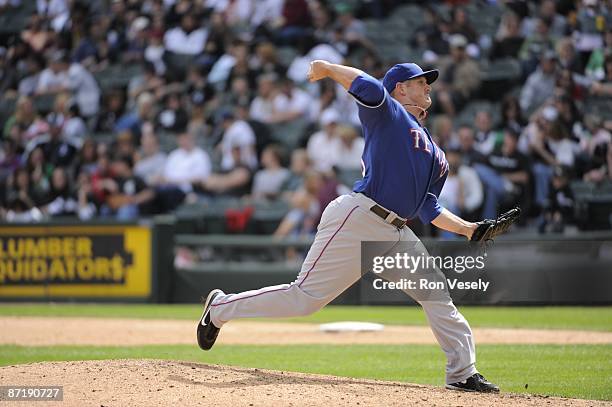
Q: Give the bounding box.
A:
[370,204,407,229]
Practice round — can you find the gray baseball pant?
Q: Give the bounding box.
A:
[209,193,477,384]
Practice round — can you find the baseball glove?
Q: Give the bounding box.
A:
[470,207,521,242]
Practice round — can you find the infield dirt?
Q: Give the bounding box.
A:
[1,359,610,407]
[1,316,611,346]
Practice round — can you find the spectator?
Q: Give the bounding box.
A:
[134,123,167,185]
[152,130,212,211]
[556,37,583,73]
[127,62,165,109]
[439,149,483,230]
[72,17,113,72]
[0,139,22,182]
[436,34,481,116]
[307,109,340,173]
[156,92,189,133]
[2,39,30,97]
[197,12,228,70]
[270,77,312,124]
[41,166,78,217]
[208,39,249,88]
[164,13,208,55]
[449,7,478,45]
[490,11,524,60]
[474,111,499,155]
[332,2,374,57]
[224,76,252,108]
[26,112,78,168]
[522,106,579,210]
[115,91,156,139]
[522,0,567,39]
[250,0,283,31]
[276,0,312,45]
[36,50,101,118]
[102,154,155,219]
[540,165,574,233]
[457,125,486,166]
[519,50,557,115]
[218,110,258,171]
[17,56,44,96]
[249,73,278,123]
[518,17,555,75]
[225,41,259,92]
[585,28,612,81]
[431,114,457,150]
[252,41,287,79]
[554,94,581,138]
[36,0,70,32]
[21,15,55,55]
[25,146,51,199]
[62,101,88,145]
[89,148,113,209]
[73,138,98,177]
[144,31,166,76]
[3,95,39,145]
[199,144,254,197]
[580,114,611,179]
[186,65,217,111]
[310,0,334,44]
[307,80,337,122]
[590,55,612,97]
[474,127,530,219]
[123,16,149,64]
[334,125,364,171]
[274,169,322,237]
[96,89,126,133]
[282,148,311,193]
[574,0,611,56]
[252,144,290,200]
[498,94,527,133]
[412,6,450,57]
[4,167,43,213]
[205,0,253,26]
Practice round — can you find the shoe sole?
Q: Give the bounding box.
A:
[445,384,477,392]
[197,289,223,350]
[445,384,499,393]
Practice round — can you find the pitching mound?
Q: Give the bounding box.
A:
[0,359,606,407]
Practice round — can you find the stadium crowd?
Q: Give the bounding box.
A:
[0,0,610,235]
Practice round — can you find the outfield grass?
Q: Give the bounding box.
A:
[0,304,611,331]
[0,344,610,401]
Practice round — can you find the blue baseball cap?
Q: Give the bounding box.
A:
[382,63,439,94]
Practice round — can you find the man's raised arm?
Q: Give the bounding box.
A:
[307,60,364,90]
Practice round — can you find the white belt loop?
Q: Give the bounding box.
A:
[384,211,397,223]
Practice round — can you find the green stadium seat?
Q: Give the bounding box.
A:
[337,168,363,187]
[270,119,310,150]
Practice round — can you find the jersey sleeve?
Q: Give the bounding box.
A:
[417,171,448,224]
[348,74,393,123]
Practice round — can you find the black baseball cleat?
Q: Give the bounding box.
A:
[445,373,500,393]
[197,289,224,351]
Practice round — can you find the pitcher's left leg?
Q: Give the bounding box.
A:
[419,298,476,384]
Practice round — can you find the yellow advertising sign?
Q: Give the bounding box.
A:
[0,225,152,298]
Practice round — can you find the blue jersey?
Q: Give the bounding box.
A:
[349,74,449,223]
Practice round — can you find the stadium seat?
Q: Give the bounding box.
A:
[337,168,363,187]
[270,119,310,150]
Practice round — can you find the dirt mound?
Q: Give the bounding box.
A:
[2,317,612,346]
[0,359,606,407]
